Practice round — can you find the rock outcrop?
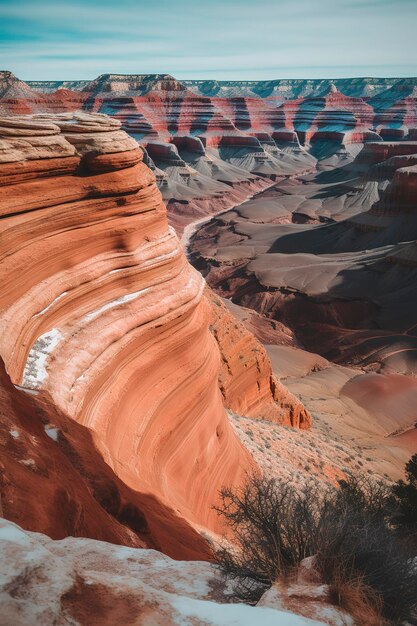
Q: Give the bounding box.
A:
[0,112,260,536]
[208,291,310,428]
[0,518,327,626]
[0,356,211,560]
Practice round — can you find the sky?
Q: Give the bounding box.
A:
[0,0,416,81]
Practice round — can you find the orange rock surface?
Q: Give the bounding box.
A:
[0,112,256,535]
[207,291,311,428]
[0,357,212,560]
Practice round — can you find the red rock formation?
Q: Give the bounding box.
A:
[0,357,211,559]
[0,112,257,535]
[0,71,319,238]
[207,291,311,428]
[274,84,377,145]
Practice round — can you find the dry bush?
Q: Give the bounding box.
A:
[327,565,386,626]
[214,475,417,623]
[214,477,328,602]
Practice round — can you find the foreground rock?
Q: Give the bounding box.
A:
[0,518,327,626]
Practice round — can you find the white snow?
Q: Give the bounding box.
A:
[0,523,31,546]
[172,596,325,626]
[9,430,19,439]
[21,328,62,389]
[13,384,39,396]
[44,425,59,441]
[82,288,152,322]
[0,519,328,626]
[34,292,68,317]
[19,458,36,469]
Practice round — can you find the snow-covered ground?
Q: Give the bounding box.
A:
[0,518,327,626]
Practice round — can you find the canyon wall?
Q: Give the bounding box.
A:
[7,71,417,235]
[0,112,258,536]
[208,291,310,428]
[189,139,417,380]
[0,112,310,544]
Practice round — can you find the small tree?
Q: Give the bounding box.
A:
[214,477,328,602]
[392,453,417,531]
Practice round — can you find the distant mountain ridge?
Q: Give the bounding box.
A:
[21,73,417,99]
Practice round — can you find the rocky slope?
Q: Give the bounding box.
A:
[188,136,417,467]
[0,112,310,544]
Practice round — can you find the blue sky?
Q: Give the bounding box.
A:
[0,0,416,80]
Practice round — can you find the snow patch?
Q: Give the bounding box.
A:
[34,292,68,317]
[172,596,325,626]
[0,523,31,546]
[44,425,59,442]
[13,384,39,396]
[21,329,62,389]
[10,429,20,439]
[82,288,152,322]
[19,458,36,469]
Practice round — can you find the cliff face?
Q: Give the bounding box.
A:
[273,84,379,144]
[207,291,311,428]
[0,112,258,534]
[0,356,211,560]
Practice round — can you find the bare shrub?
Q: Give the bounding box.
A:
[214,477,328,602]
[214,475,417,622]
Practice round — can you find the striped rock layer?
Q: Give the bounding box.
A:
[0,112,309,543]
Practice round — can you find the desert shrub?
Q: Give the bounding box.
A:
[214,475,417,622]
[326,565,384,626]
[392,453,417,533]
[214,477,328,602]
[317,480,416,623]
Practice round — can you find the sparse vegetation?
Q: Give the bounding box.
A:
[392,453,417,536]
[214,474,417,624]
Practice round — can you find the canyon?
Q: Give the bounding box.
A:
[0,111,311,546]
[2,71,416,237]
[1,71,417,625]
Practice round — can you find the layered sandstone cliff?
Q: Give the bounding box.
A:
[208,291,310,428]
[0,356,211,559]
[0,112,259,535]
[0,113,311,542]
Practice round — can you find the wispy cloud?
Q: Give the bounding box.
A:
[0,0,416,79]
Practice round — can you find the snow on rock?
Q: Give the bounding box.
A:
[44,424,59,441]
[21,328,62,389]
[0,518,327,626]
[258,558,354,626]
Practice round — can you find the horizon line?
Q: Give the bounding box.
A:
[6,71,417,83]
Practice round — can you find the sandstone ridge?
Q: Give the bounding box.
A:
[0,112,309,541]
